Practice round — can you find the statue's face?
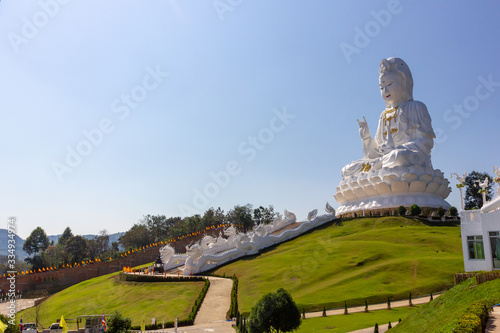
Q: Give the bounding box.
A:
[379,72,406,107]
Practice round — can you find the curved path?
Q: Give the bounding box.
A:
[194,276,233,325]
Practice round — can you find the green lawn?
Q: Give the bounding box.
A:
[214,217,463,314]
[392,278,500,332]
[297,306,418,332]
[18,271,205,330]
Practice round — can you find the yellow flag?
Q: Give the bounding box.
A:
[141,313,145,332]
[0,319,7,333]
[60,315,69,333]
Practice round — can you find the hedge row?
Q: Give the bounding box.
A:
[453,299,494,333]
[227,276,238,319]
[129,278,210,330]
[119,273,204,283]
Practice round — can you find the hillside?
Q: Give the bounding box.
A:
[18,270,205,329]
[0,229,26,260]
[392,277,500,332]
[213,216,463,313]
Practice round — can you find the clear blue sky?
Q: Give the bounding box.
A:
[1,0,499,238]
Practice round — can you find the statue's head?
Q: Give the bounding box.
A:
[379,57,413,108]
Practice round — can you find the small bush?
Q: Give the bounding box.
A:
[449,206,458,217]
[228,276,239,319]
[453,313,481,333]
[107,310,132,333]
[398,206,407,216]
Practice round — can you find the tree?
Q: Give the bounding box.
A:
[247,288,301,333]
[448,206,458,217]
[254,206,276,225]
[119,224,153,250]
[0,314,20,333]
[65,235,88,263]
[228,205,254,232]
[58,227,73,245]
[140,214,171,242]
[398,206,407,216]
[107,310,131,333]
[437,206,446,217]
[23,227,50,269]
[409,204,421,216]
[23,227,49,256]
[464,171,494,209]
[88,230,110,260]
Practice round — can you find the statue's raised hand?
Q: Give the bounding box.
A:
[357,116,370,140]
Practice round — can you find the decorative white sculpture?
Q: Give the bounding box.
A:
[159,206,337,275]
[335,58,451,215]
[476,177,489,207]
[493,166,500,197]
[451,172,467,211]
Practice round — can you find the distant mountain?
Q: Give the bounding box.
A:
[0,229,27,260]
[47,232,125,247]
[0,230,125,261]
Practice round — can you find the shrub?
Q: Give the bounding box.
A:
[398,206,407,216]
[247,288,301,333]
[228,276,239,319]
[410,204,421,216]
[107,310,132,333]
[119,273,204,282]
[452,313,481,333]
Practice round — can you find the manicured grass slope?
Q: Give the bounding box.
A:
[392,278,500,332]
[214,217,462,313]
[19,272,204,329]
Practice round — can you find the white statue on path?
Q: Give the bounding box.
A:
[342,58,435,177]
[334,58,451,216]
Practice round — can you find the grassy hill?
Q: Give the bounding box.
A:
[213,216,463,313]
[392,277,500,332]
[18,271,204,330]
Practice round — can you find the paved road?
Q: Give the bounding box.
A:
[194,277,233,325]
[0,298,42,316]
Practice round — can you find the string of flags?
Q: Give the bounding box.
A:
[1,223,239,279]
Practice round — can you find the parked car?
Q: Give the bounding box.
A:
[23,323,37,331]
[49,323,62,333]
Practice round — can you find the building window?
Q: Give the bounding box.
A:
[490,232,500,269]
[468,235,485,260]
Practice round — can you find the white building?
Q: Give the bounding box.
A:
[460,196,500,272]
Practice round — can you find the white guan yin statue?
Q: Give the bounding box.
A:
[334,58,451,215]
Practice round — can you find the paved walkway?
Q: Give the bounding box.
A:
[486,306,500,333]
[194,277,233,325]
[349,322,399,333]
[0,298,42,316]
